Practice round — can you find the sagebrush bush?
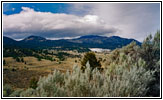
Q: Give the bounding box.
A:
[140,31,160,96]
[106,42,140,67]
[20,58,154,97]
[20,88,36,97]
[3,84,13,97]
[140,31,160,70]
[9,89,24,97]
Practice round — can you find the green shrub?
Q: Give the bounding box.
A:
[106,42,140,66]
[3,84,13,97]
[11,68,16,72]
[9,89,24,97]
[20,58,154,97]
[20,88,35,97]
[16,57,20,62]
[3,90,7,97]
[3,60,6,66]
[81,52,101,71]
[140,31,160,96]
[37,57,41,61]
[140,31,160,70]
[29,77,38,89]
[21,58,24,62]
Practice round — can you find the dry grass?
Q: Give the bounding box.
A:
[3,56,81,89]
[3,51,108,89]
[3,56,79,72]
[3,68,49,89]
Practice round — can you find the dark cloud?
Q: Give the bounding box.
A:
[70,3,160,41]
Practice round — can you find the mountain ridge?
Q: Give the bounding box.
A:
[3,35,141,50]
[21,35,47,43]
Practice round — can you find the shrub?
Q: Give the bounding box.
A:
[3,84,13,97]
[3,60,6,66]
[29,77,38,89]
[9,89,24,97]
[11,68,16,72]
[20,58,154,97]
[81,52,101,70]
[21,58,24,62]
[20,88,36,97]
[16,57,20,62]
[140,31,160,96]
[106,42,140,66]
[140,30,160,70]
[56,52,68,61]
[37,57,41,61]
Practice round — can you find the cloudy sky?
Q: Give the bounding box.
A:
[3,3,160,41]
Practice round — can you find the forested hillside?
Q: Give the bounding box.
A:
[3,35,141,50]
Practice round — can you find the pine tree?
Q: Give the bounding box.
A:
[81,52,101,70]
[3,60,6,66]
[21,58,24,62]
[16,57,20,62]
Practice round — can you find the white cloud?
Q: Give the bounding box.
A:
[12,8,15,11]
[46,36,81,40]
[21,7,34,12]
[3,7,117,39]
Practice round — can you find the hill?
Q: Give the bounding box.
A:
[3,35,141,50]
[67,35,141,49]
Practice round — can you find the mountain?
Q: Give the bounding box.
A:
[67,35,141,49]
[22,35,47,42]
[3,36,19,48]
[67,35,108,44]
[79,35,105,39]
[3,36,17,44]
[3,35,141,50]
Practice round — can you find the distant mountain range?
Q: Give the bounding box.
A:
[66,35,141,49]
[3,35,141,50]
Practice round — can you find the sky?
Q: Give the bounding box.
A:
[3,3,160,41]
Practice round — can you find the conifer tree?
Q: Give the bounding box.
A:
[81,52,101,70]
[3,60,6,66]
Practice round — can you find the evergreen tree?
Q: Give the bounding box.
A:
[3,60,6,66]
[37,57,41,61]
[21,58,24,62]
[16,57,20,62]
[81,52,101,70]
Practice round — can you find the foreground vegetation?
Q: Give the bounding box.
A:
[3,31,160,97]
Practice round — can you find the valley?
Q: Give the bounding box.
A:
[3,35,139,89]
[3,48,110,89]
